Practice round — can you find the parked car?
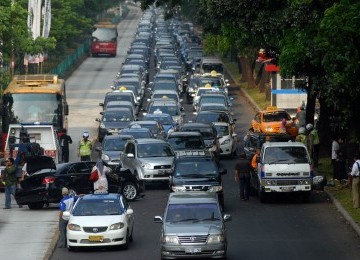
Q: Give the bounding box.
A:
[63,193,134,250]
[154,192,231,259]
[15,159,144,209]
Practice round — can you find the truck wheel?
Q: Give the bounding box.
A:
[259,189,267,203]
[302,192,311,203]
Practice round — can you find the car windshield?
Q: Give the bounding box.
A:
[149,105,179,116]
[196,113,229,124]
[215,125,230,136]
[264,146,310,164]
[199,96,226,106]
[263,111,291,122]
[72,199,124,216]
[175,160,217,176]
[165,203,220,223]
[153,83,178,92]
[168,136,205,150]
[137,143,174,158]
[102,111,133,122]
[145,115,172,125]
[103,138,127,151]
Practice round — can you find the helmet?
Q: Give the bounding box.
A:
[306,123,313,131]
[83,131,89,138]
[298,127,306,134]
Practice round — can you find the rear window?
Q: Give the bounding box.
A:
[168,136,205,150]
[264,146,310,164]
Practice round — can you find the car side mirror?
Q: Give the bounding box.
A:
[126,208,134,215]
[127,153,135,158]
[154,216,163,223]
[223,214,231,222]
[62,211,71,221]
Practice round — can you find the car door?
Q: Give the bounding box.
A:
[67,162,94,194]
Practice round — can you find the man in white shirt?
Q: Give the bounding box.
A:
[349,154,360,209]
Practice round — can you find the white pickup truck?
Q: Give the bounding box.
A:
[251,141,313,202]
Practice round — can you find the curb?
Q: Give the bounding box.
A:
[44,229,59,260]
[223,59,360,238]
[325,190,360,237]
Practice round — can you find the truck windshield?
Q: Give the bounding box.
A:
[264,146,310,164]
[3,93,62,126]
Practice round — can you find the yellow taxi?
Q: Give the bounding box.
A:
[250,106,298,137]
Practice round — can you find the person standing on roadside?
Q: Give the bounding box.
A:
[60,129,73,163]
[235,152,252,201]
[295,105,306,128]
[58,187,76,248]
[78,131,92,161]
[331,136,340,179]
[1,158,17,209]
[349,154,360,209]
[305,124,315,163]
[311,123,320,167]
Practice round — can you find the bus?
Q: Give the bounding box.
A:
[91,21,118,57]
[1,74,68,151]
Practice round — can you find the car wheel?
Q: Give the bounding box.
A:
[123,230,130,250]
[122,182,138,201]
[259,189,267,203]
[28,202,44,210]
[129,226,134,242]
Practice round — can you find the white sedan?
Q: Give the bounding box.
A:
[63,193,134,250]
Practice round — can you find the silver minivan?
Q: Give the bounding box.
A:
[154,192,231,259]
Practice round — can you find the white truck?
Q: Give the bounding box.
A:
[251,141,313,202]
[4,124,62,163]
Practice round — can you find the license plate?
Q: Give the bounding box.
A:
[158,170,165,174]
[185,248,201,253]
[282,187,293,192]
[88,235,104,242]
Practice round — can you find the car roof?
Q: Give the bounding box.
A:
[262,141,306,148]
[133,138,167,144]
[168,192,218,204]
[168,131,202,137]
[103,134,134,141]
[181,123,212,128]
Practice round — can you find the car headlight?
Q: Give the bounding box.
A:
[101,153,110,161]
[207,234,224,244]
[163,235,179,244]
[141,162,152,169]
[172,186,186,192]
[100,122,106,129]
[220,139,230,145]
[110,222,125,230]
[67,223,81,231]
[208,185,223,192]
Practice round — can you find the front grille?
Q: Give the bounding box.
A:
[178,235,208,244]
[154,165,172,169]
[276,172,300,176]
[83,226,108,233]
[276,180,299,186]
[171,250,216,256]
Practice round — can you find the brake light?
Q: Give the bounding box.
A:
[42,177,55,184]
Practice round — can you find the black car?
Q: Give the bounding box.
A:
[243,132,295,160]
[15,158,144,209]
[169,154,227,209]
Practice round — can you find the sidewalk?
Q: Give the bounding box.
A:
[0,192,59,260]
[224,61,360,238]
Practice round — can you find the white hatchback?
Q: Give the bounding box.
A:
[63,193,134,250]
[213,122,237,157]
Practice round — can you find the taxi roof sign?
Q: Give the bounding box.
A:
[119,86,127,90]
[265,106,278,111]
[210,70,217,77]
[205,83,212,88]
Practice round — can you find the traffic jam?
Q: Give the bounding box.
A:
[0,5,324,259]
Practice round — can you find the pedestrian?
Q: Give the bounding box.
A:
[295,105,306,128]
[60,128,73,163]
[58,187,76,248]
[235,152,252,201]
[78,131,92,161]
[310,123,320,167]
[349,153,360,209]
[295,127,306,144]
[1,158,18,209]
[92,159,111,193]
[305,124,315,163]
[251,149,260,171]
[331,136,340,179]
[335,137,347,180]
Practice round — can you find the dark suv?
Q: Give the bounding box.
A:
[169,153,227,209]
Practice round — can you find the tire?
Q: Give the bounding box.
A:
[122,182,138,201]
[129,227,134,242]
[259,189,267,203]
[302,192,311,203]
[28,202,44,210]
[123,230,130,250]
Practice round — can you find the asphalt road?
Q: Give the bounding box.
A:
[51,5,360,260]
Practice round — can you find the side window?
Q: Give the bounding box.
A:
[67,162,89,174]
[129,143,135,154]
